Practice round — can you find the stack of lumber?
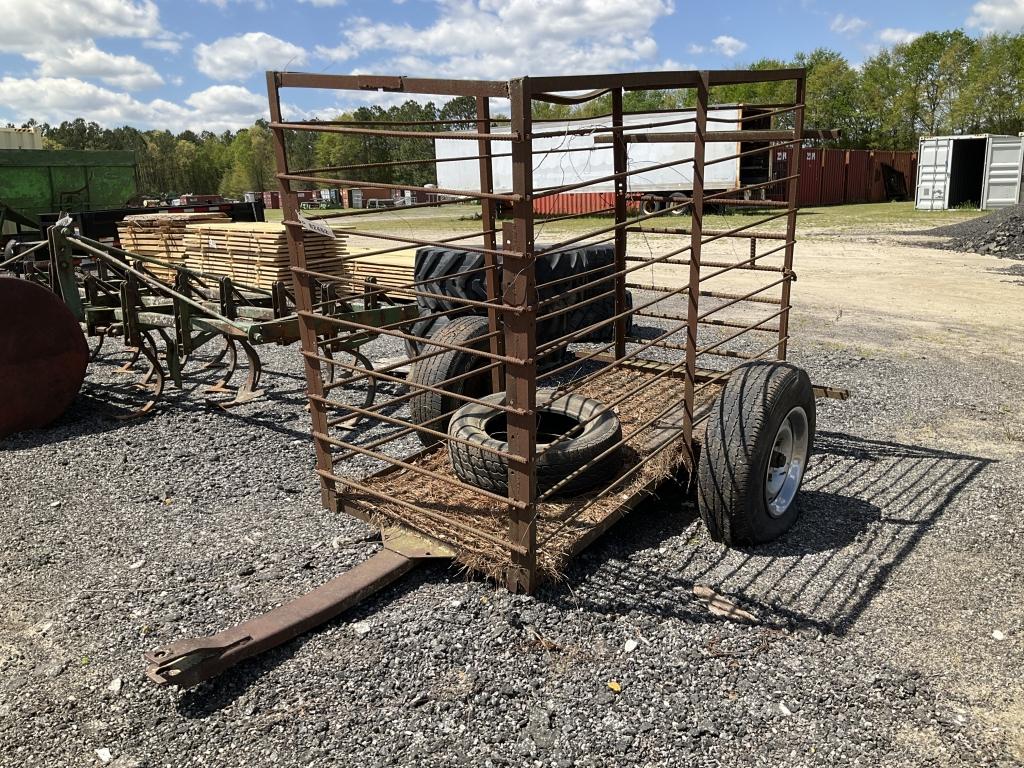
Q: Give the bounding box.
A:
[345,247,416,292]
[181,222,350,290]
[117,212,228,282]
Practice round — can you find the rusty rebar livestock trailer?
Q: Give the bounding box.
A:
[144,67,847,687]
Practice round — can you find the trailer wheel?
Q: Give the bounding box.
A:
[668,193,689,215]
[447,390,622,497]
[640,195,662,216]
[697,361,815,545]
[408,315,495,446]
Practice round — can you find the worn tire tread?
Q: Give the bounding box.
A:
[697,361,815,545]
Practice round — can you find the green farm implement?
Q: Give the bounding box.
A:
[0,223,417,430]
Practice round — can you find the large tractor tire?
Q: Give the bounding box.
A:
[407,316,496,446]
[405,244,624,356]
[0,278,89,437]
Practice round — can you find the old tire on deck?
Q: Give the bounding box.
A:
[447,390,622,497]
[408,315,495,446]
[697,361,815,545]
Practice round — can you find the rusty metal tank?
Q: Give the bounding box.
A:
[0,277,88,437]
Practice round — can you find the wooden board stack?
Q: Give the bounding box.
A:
[181,222,351,290]
[117,212,229,282]
[345,247,416,292]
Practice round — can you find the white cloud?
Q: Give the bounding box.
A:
[830,14,868,36]
[687,43,706,54]
[712,34,747,57]
[315,43,356,62]
[0,76,276,132]
[0,0,163,54]
[336,0,674,79]
[199,0,266,8]
[299,0,345,5]
[967,0,1024,32]
[25,41,163,91]
[184,85,265,117]
[195,32,307,81]
[144,38,184,54]
[878,27,921,45]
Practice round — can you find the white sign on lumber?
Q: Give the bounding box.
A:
[297,214,336,240]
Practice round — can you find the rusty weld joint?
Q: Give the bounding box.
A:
[784,268,797,282]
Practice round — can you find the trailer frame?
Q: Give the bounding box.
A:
[142,66,851,688]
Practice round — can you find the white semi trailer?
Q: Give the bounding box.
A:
[435,107,774,213]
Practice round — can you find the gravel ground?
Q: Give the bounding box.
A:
[2,262,1023,766]
[920,204,1024,260]
[923,204,1024,239]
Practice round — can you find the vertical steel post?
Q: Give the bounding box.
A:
[611,88,628,359]
[778,74,805,361]
[266,72,336,511]
[503,78,537,593]
[683,72,708,455]
[48,227,84,321]
[476,96,505,391]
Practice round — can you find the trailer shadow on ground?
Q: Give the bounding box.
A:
[544,430,992,637]
[166,430,992,715]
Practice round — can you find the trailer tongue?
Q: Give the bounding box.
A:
[144,530,452,688]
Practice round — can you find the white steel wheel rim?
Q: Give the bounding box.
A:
[764,406,809,518]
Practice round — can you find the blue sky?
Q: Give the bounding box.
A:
[0,0,1020,132]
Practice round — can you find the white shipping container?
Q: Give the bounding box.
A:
[915,133,1023,210]
[0,127,42,150]
[435,109,744,196]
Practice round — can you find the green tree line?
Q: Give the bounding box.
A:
[539,30,1024,149]
[12,29,1024,196]
[21,96,477,199]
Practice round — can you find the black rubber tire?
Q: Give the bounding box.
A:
[576,290,634,343]
[404,310,463,359]
[640,195,662,215]
[403,311,443,359]
[697,361,816,545]
[408,315,495,446]
[448,390,623,497]
[408,244,621,355]
[412,248,490,315]
[668,193,689,215]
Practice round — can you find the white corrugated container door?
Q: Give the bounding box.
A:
[979,135,1023,209]
[435,109,744,194]
[915,136,953,210]
[0,127,42,150]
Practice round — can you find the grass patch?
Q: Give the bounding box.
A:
[258,200,987,237]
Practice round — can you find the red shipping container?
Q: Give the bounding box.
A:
[533,191,615,216]
[844,150,872,204]
[770,147,823,206]
[867,150,914,202]
[819,149,847,206]
[867,150,887,202]
[796,148,823,207]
